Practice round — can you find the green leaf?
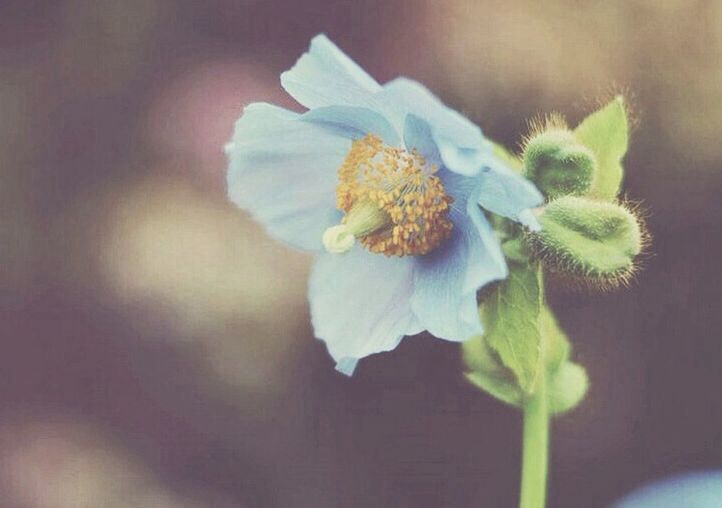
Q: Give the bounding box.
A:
[464,298,588,414]
[540,304,570,372]
[463,305,588,414]
[465,361,588,415]
[465,371,523,407]
[574,96,629,200]
[462,331,524,407]
[481,262,543,393]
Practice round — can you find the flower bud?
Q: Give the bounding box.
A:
[523,129,597,200]
[548,362,588,414]
[527,196,646,290]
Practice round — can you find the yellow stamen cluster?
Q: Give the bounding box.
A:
[335,134,453,257]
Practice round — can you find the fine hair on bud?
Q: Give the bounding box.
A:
[525,196,650,291]
[522,129,598,200]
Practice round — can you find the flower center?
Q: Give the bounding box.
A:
[322,134,453,256]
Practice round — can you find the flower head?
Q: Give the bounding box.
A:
[330,133,453,257]
[226,35,542,375]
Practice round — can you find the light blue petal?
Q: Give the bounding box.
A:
[614,471,722,508]
[477,155,544,229]
[301,105,400,146]
[334,358,359,376]
[402,116,503,279]
[443,170,508,281]
[411,170,507,341]
[381,78,483,147]
[403,114,442,167]
[308,246,422,375]
[466,193,509,288]
[281,34,389,113]
[518,209,541,231]
[380,78,491,175]
[226,102,347,251]
[436,143,490,177]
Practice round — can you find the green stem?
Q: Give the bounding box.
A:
[519,368,549,508]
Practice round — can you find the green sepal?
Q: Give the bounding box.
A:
[528,196,643,288]
[478,262,543,393]
[522,129,597,200]
[574,96,629,200]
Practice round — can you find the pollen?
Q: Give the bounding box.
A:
[335,134,453,257]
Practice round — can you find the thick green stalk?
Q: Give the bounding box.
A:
[519,367,549,508]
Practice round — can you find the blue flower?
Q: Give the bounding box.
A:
[614,471,722,508]
[226,34,542,375]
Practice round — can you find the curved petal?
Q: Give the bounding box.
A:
[226,102,348,251]
[477,156,544,230]
[436,143,489,177]
[301,105,400,146]
[403,114,442,167]
[411,170,507,341]
[308,246,422,375]
[381,78,483,147]
[380,77,492,175]
[281,34,388,113]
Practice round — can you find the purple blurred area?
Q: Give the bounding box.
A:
[0,1,720,506]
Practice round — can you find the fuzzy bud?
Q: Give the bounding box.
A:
[527,196,646,290]
[523,129,597,200]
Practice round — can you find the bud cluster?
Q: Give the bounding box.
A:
[463,96,648,414]
[521,97,647,290]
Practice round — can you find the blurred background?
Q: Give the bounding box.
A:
[0,0,720,506]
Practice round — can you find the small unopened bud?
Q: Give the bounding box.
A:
[523,129,597,200]
[548,362,588,414]
[526,196,647,290]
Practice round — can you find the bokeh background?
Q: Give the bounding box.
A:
[1,1,721,506]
